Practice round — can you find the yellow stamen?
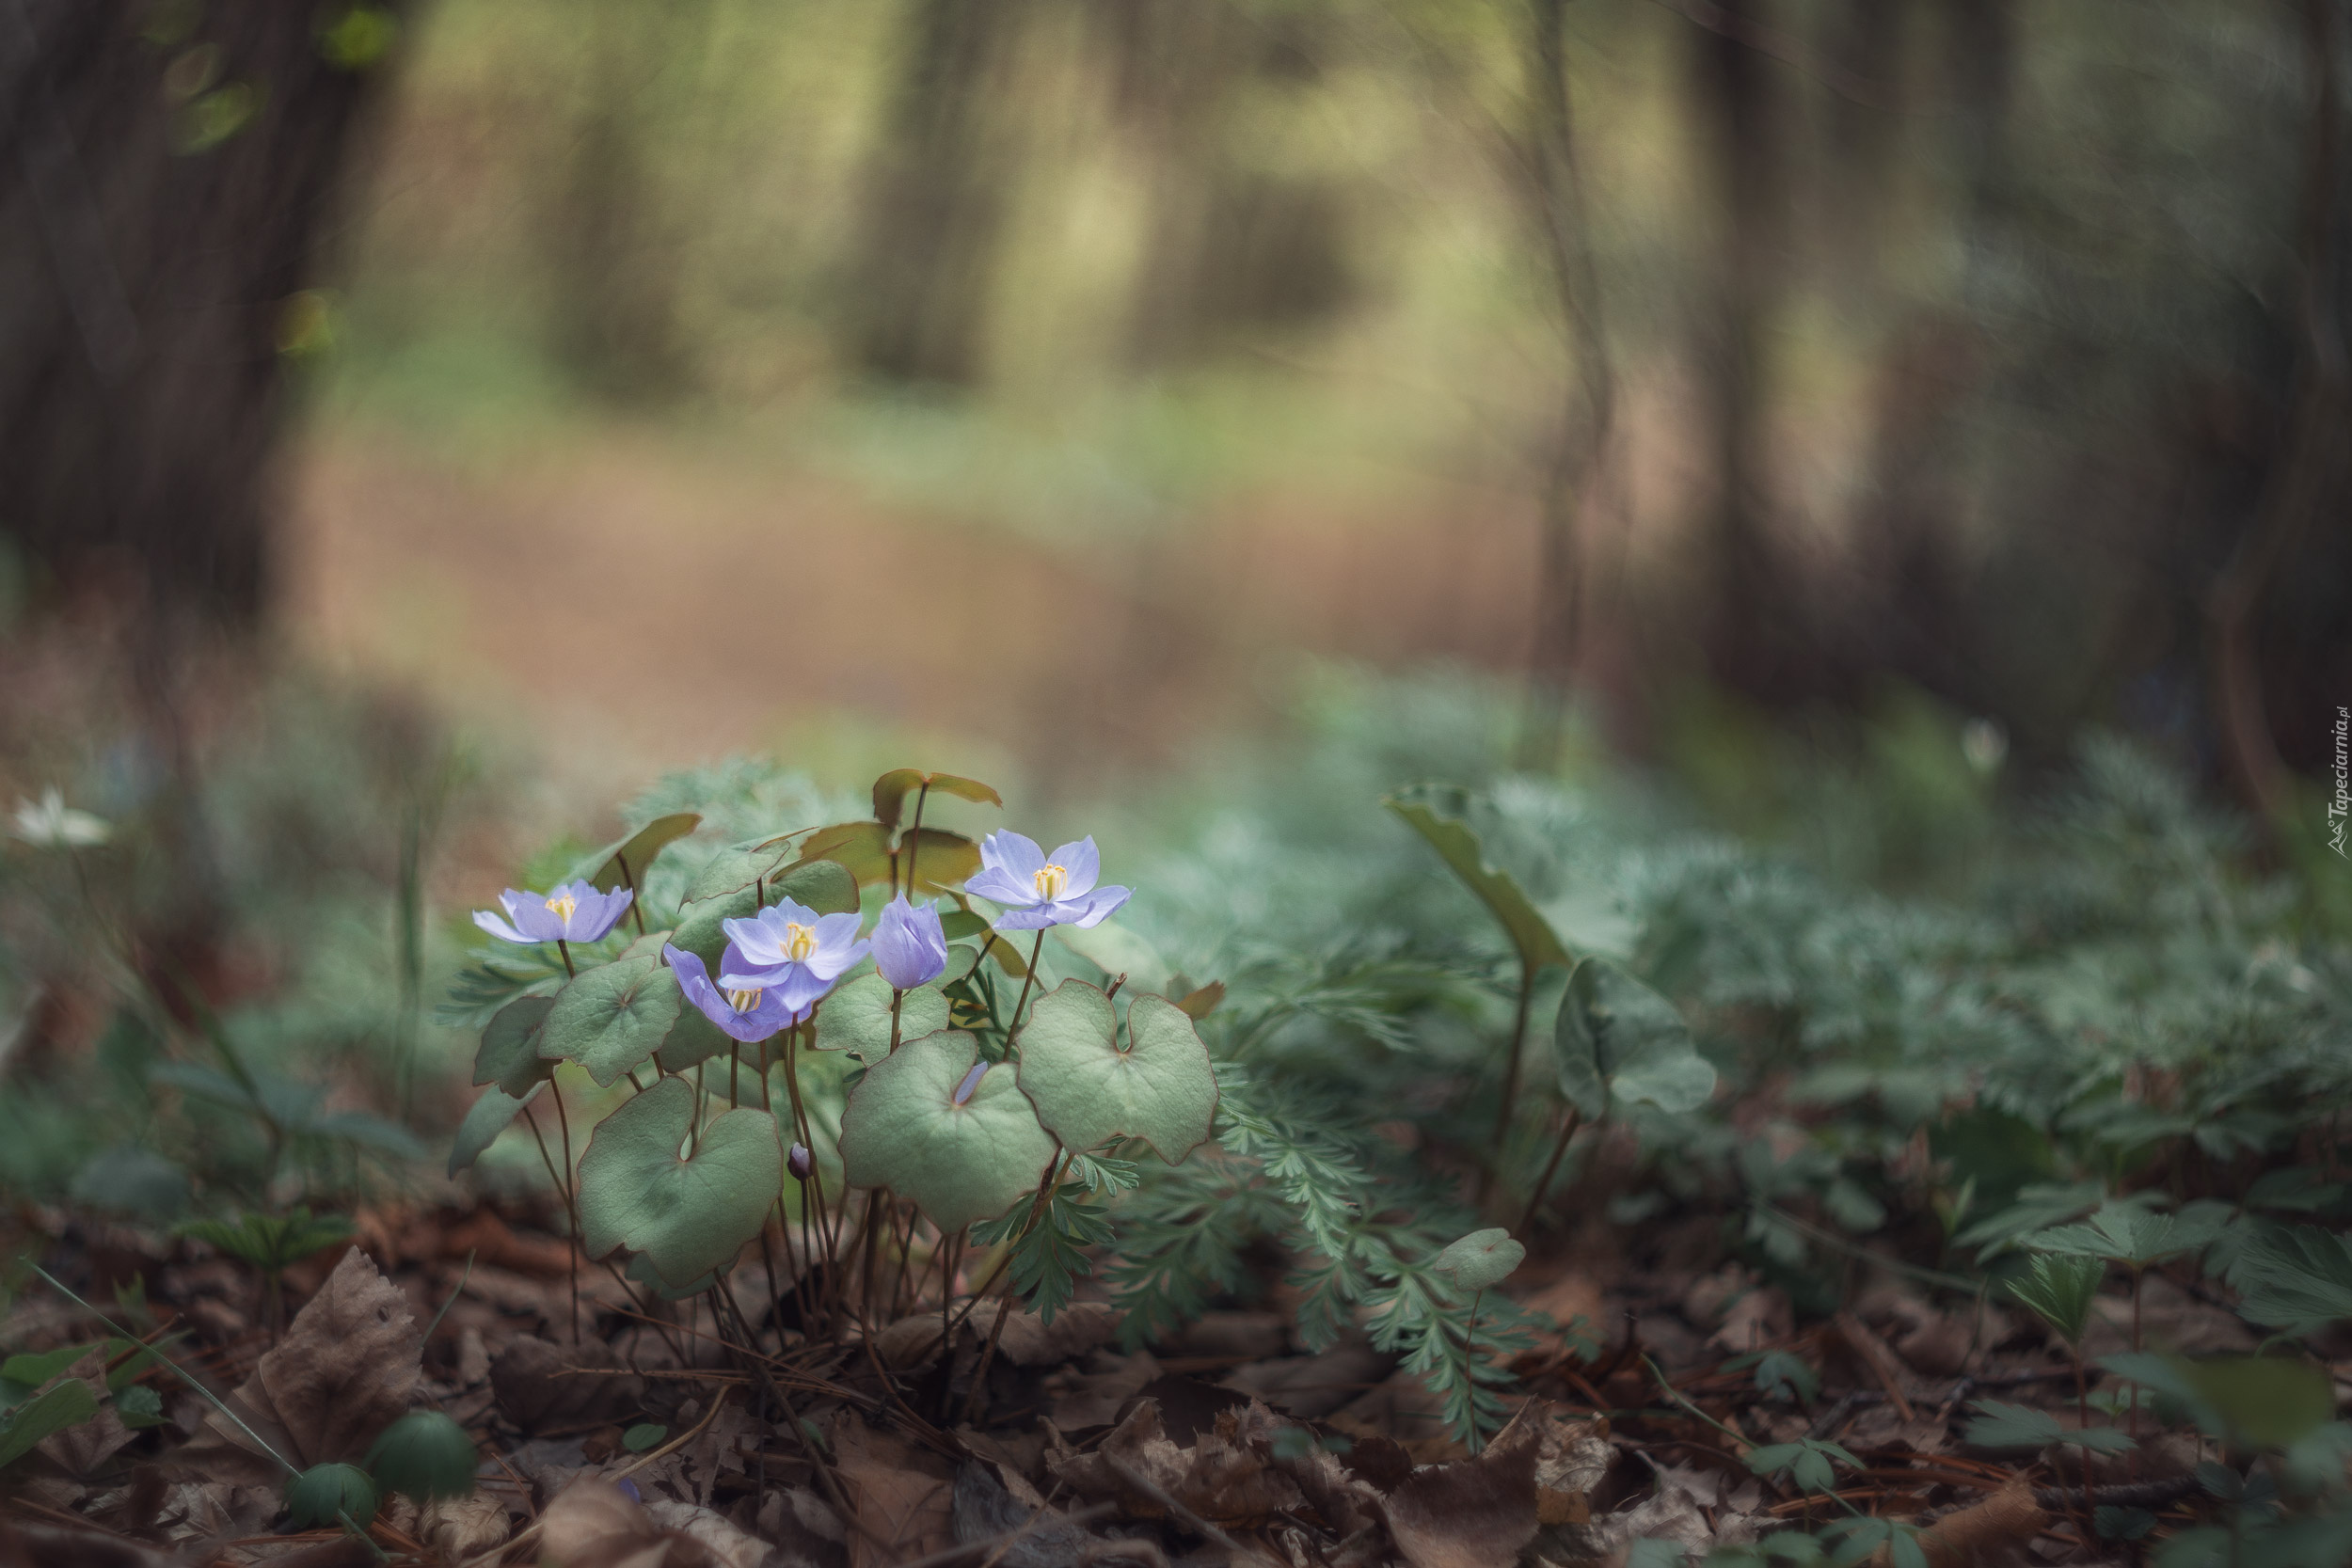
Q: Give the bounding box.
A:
[782,922,818,962]
[546,892,579,925]
[726,988,763,1013]
[1032,863,1069,901]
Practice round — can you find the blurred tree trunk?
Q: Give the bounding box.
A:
[0,0,402,625]
[1104,1,1352,368]
[852,0,1032,388]
[1689,0,1798,699]
[545,0,715,403]
[1515,0,1616,769]
[2209,0,2347,818]
[1844,0,2012,717]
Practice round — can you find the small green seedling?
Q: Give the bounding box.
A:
[2006,1251,2105,1426]
[181,1209,354,1339]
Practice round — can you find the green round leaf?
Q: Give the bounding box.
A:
[1015,984,1217,1163]
[449,1081,541,1178]
[622,1422,668,1452]
[474,994,555,1098]
[656,997,735,1074]
[2178,1355,2336,1451]
[364,1410,476,1502]
[815,973,948,1057]
[838,1030,1056,1234]
[586,812,702,895]
[1434,1227,1525,1292]
[537,956,682,1087]
[671,885,759,968]
[872,769,1003,831]
[1554,958,1714,1119]
[288,1462,379,1528]
[577,1076,782,1290]
[771,856,859,914]
[687,838,791,902]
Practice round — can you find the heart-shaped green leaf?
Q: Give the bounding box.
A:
[1015,984,1216,1163]
[1434,1227,1525,1292]
[474,995,555,1098]
[586,812,702,895]
[872,769,1003,831]
[815,973,948,1057]
[838,1030,1056,1234]
[656,1000,735,1074]
[577,1076,781,1290]
[1555,958,1714,1119]
[1387,785,1572,974]
[537,956,683,1087]
[797,821,980,893]
[449,1082,541,1178]
[686,837,793,902]
[671,886,759,968]
[770,856,858,914]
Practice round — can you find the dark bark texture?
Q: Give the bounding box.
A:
[0,0,396,623]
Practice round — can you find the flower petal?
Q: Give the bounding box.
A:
[1059,884,1132,929]
[472,909,534,944]
[501,890,564,942]
[723,914,787,967]
[768,896,820,928]
[773,964,834,1013]
[808,938,871,983]
[718,940,791,991]
[964,866,1038,908]
[1049,837,1100,897]
[992,905,1058,931]
[981,831,1046,883]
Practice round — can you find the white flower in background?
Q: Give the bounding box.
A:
[8,788,111,848]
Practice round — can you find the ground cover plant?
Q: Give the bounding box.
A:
[2,673,2350,1565]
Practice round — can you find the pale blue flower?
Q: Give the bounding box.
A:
[473,879,633,945]
[666,944,801,1043]
[966,832,1129,931]
[872,896,947,990]
[719,898,868,1013]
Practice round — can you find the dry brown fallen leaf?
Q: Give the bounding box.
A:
[34,1349,134,1478]
[1896,1477,2047,1568]
[1375,1401,1542,1568]
[175,1246,422,1487]
[538,1480,757,1568]
[830,1410,957,1568]
[421,1491,514,1557]
[491,1334,645,1433]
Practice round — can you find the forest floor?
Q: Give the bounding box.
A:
[2,1173,2223,1568]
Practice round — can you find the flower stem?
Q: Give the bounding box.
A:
[1519,1105,1583,1233]
[557,939,576,978]
[1481,958,1535,1204]
[901,783,932,896]
[524,1101,581,1345]
[1004,931,1048,1050]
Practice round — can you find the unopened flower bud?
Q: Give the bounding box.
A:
[787,1143,813,1182]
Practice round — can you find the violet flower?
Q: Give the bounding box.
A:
[719,898,868,1014]
[665,943,800,1043]
[872,896,948,990]
[473,879,633,945]
[966,832,1130,931]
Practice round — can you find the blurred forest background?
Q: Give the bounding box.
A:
[3,0,2348,821]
